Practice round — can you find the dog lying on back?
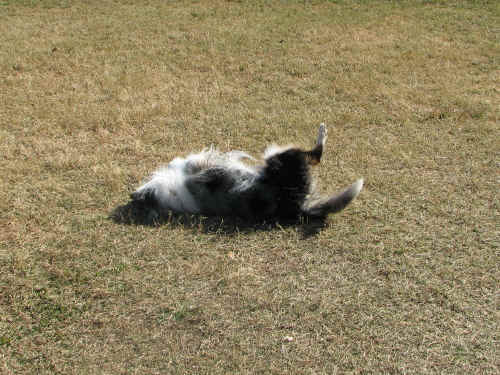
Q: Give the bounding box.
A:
[129,124,363,224]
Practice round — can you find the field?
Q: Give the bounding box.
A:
[1,0,499,373]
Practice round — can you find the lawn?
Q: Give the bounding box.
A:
[0,0,498,373]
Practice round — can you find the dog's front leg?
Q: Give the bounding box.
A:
[305,123,328,166]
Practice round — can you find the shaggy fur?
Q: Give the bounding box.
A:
[127,124,363,224]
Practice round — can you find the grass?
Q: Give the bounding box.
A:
[1,0,499,373]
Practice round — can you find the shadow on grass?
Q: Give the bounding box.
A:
[110,200,327,238]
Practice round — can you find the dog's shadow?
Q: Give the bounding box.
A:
[110,200,327,238]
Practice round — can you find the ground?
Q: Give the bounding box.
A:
[0,0,499,374]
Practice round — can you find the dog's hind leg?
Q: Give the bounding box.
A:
[305,123,328,166]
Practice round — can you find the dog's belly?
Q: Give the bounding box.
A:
[185,167,260,217]
[133,149,259,216]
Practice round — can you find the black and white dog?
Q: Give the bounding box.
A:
[127,124,363,224]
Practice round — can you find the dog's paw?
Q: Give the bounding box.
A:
[130,189,155,202]
[130,191,143,201]
[317,123,327,146]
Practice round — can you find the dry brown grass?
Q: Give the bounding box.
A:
[1,0,499,373]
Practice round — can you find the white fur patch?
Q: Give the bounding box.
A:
[134,148,258,214]
[350,178,364,198]
[316,123,327,147]
[136,158,200,213]
[263,144,294,160]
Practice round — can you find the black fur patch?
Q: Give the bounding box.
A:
[258,148,311,221]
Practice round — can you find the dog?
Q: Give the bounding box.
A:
[127,124,363,225]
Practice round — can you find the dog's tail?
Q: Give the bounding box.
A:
[302,179,364,219]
